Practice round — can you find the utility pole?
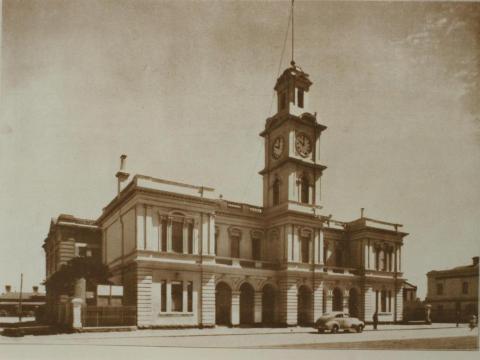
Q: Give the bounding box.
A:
[18,273,23,322]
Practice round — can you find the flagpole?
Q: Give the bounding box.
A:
[291,0,294,65]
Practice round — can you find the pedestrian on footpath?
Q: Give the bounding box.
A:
[456,310,461,328]
[373,311,378,330]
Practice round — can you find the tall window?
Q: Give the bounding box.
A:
[160,280,167,312]
[335,248,343,267]
[231,236,240,258]
[300,177,309,204]
[187,282,193,312]
[187,223,193,254]
[298,89,304,108]
[252,237,261,261]
[273,179,280,206]
[171,282,183,312]
[161,219,167,251]
[214,228,219,255]
[172,221,183,253]
[462,282,469,294]
[388,290,392,312]
[381,290,387,312]
[437,283,443,295]
[301,236,310,263]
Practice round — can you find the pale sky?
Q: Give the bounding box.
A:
[1,0,479,299]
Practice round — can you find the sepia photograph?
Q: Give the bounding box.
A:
[0,0,479,358]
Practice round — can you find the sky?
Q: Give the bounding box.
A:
[1,0,479,299]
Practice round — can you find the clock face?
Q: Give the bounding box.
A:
[272,136,284,159]
[295,132,312,158]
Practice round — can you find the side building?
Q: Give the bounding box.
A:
[425,257,479,322]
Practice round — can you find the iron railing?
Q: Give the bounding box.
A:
[82,306,136,327]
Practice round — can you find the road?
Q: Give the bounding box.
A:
[0,323,478,350]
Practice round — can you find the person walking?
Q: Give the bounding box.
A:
[456,310,461,328]
[373,311,378,330]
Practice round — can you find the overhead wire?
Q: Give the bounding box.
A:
[240,4,293,203]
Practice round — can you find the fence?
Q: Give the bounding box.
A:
[82,306,137,327]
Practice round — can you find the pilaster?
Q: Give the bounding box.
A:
[231,291,240,326]
[136,267,152,327]
[254,291,262,324]
[200,272,215,327]
[313,279,323,320]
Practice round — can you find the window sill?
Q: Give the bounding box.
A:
[158,312,194,317]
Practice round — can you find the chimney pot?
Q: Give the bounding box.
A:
[120,154,127,171]
[5,285,11,293]
[473,256,479,266]
[361,208,365,218]
[32,286,39,293]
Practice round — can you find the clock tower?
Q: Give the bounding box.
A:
[259,61,327,212]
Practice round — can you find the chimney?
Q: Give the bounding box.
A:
[473,256,479,266]
[361,208,365,218]
[115,154,130,196]
[32,286,39,294]
[5,285,11,293]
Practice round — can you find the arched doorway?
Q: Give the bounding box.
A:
[262,284,276,325]
[240,282,254,325]
[333,287,343,311]
[297,285,313,326]
[215,282,231,326]
[349,288,359,317]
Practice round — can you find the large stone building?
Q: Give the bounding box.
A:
[44,62,408,328]
[425,257,479,322]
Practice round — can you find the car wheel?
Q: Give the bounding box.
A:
[357,325,363,333]
[331,325,339,334]
[318,328,324,334]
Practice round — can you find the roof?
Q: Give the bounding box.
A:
[427,260,479,276]
[0,291,46,302]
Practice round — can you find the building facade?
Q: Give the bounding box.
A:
[44,63,408,328]
[425,257,479,322]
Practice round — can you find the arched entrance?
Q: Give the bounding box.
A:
[262,284,276,325]
[348,288,359,317]
[215,282,231,326]
[333,287,343,311]
[297,285,313,326]
[240,282,254,325]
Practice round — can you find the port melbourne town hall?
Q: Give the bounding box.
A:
[44,61,408,328]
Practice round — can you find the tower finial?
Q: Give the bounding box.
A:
[291,0,295,66]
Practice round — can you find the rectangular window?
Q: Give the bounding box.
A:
[215,230,219,255]
[231,236,240,258]
[187,281,193,312]
[188,223,194,254]
[252,238,261,261]
[437,283,443,295]
[388,291,392,312]
[172,221,183,253]
[171,282,183,312]
[301,237,309,263]
[381,290,387,312]
[161,281,167,312]
[298,89,304,108]
[462,282,469,294]
[161,219,167,251]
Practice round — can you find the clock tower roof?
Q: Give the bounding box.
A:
[274,61,312,92]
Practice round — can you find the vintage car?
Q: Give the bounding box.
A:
[314,312,365,333]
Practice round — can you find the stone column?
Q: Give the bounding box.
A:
[325,288,333,313]
[158,217,163,252]
[71,298,83,329]
[166,282,172,313]
[254,291,262,325]
[363,286,375,323]
[293,226,300,262]
[343,289,350,313]
[182,281,188,312]
[398,247,402,272]
[193,223,199,255]
[137,267,153,327]
[208,214,216,255]
[364,241,369,269]
[286,224,294,262]
[183,221,188,254]
[318,229,324,264]
[200,273,215,327]
[313,279,323,320]
[231,291,240,326]
[166,217,172,252]
[395,287,404,323]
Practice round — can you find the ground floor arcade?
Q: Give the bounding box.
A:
[117,265,404,328]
